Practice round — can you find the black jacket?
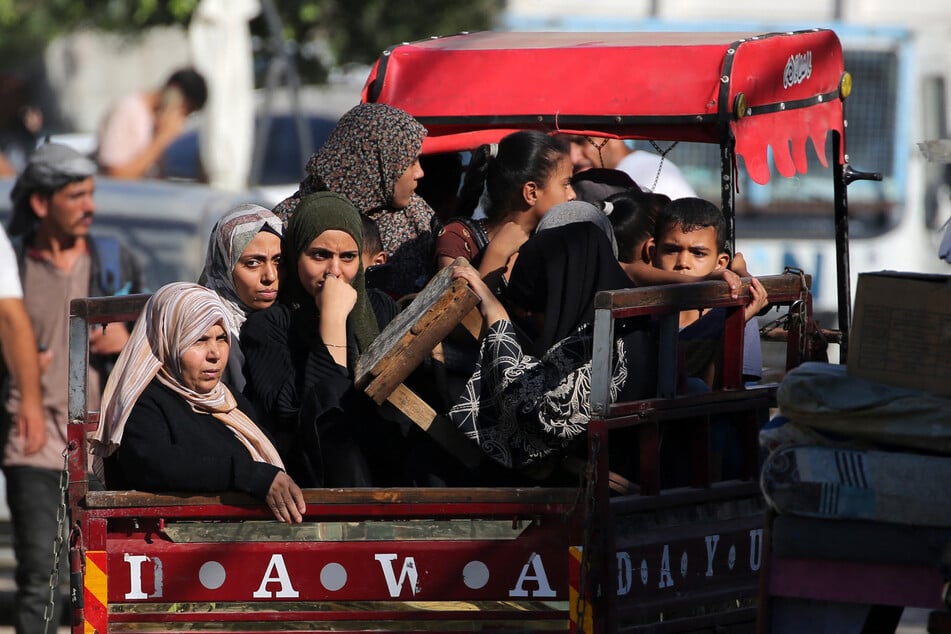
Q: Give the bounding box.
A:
[103,380,280,500]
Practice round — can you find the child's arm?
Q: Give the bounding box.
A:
[624,260,741,298]
[477,221,530,279]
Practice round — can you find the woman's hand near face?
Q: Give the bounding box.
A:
[318,275,358,321]
[318,275,356,367]
[266,471,307,524]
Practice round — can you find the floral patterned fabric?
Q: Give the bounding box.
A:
[449,319,629,469]
[273,103,435,296]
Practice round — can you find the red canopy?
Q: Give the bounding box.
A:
[362,30,846,184]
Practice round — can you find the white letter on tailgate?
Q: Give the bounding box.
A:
[253,554,300,598]
[509,553,556,598]
[124,554,163,599]
[375,554,420,597]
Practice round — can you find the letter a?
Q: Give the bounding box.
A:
[509,553,556,598]
[749,529,763,572]
[658,545,674,589]
[253,554,300,598]
[705,534,720,577]
[375,554,420,597]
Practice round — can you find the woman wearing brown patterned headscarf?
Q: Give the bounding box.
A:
[273,103,432,297]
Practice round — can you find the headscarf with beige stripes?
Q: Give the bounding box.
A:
[91,282,284,470]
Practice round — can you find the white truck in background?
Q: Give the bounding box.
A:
[505,0,951,322]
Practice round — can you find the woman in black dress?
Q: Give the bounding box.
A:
[92,282,306,523]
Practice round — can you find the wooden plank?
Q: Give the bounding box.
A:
[84,487,578,509]
[355,258,480,403]
[70,293,150,322]
[460,307,484,340]
[386,383,437,431]
[594,273,810,315]
[376,383,490,470]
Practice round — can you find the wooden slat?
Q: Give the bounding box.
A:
[70,293,150,322]
[84,487,578,509]
[594,273,810,315]
[386,383,437,430]
[355,259,480,403]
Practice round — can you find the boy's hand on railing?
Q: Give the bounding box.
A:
[705,268,741,299]
[744,277,769,322]
[267,472,307,524]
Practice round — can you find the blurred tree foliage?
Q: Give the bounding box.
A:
[0,0,503,77]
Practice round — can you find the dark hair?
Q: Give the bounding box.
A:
[571,168,639,204]
[654,197,727,253]
[166,68,208,112]
[456,130,569,220]
[360,215,384,255]
[604,192,655,263]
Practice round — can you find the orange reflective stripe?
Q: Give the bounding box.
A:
[84,551,107,634]
[568,546,593,634]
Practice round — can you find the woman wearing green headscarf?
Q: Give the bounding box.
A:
[241,192,404,488]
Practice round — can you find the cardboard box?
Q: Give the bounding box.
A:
[848,271,951,397]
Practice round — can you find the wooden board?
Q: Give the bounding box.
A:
[355,258,480,404]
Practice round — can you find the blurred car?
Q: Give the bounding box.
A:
[0,176,271,289]
[160,113,338,194]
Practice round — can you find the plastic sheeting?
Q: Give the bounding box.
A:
[775,362,951,455]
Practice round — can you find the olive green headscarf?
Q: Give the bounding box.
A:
[284,191,379,353]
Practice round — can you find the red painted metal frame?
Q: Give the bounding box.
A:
[103,538,569,603]
[66,294,583,633]
[363,29,845,184]
[580,274,811,632]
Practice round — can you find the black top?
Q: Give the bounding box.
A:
[504,223,633,356]
[103,380,280,500]
[241,301,409,488]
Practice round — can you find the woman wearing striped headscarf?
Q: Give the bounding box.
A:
[91,282,306,523]
[242,192,406,488]
[199,204,283,391]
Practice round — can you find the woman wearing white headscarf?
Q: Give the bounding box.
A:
[91,282,306,523]
[199,204,283,391]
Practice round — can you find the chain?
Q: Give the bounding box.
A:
[758,268,811,364]
[574,435,600,634]
[585,136,610,168]
[44,444,71,634]
[648,140,680,193]
[787,267,810,362]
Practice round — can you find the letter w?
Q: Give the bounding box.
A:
[375,554,419,597]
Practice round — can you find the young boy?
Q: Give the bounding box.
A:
[650,197,769,483]
[650,197,768,383]
[361,215,388,271]
[360,216,399,326]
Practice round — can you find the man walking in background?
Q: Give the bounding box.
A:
[3,143,143,632]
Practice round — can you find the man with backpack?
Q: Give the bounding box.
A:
[3,142,144,633]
